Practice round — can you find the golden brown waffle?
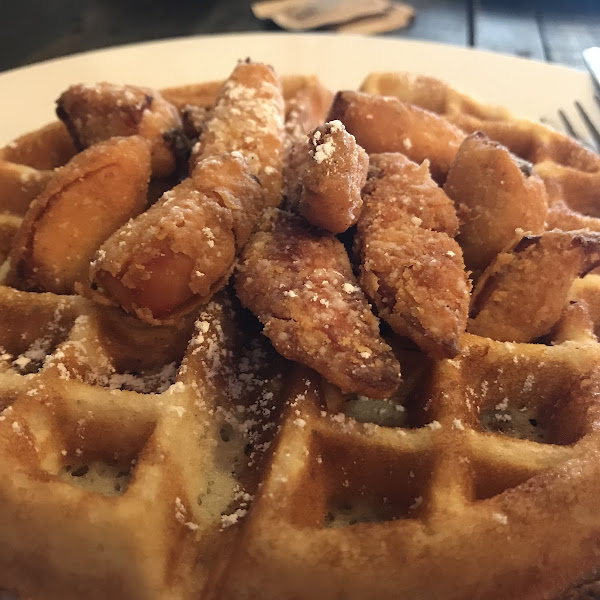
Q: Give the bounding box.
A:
[0,286,290,599]
[361,71,600,229]
[2,66,600,600]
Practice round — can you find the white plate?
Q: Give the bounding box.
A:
[0,32,596,146]
[0,31,595,600]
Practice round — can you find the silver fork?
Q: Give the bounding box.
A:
[543,47,600,153]
[556,95,600,153]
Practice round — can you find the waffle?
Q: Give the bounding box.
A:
[1,63,600,600]
[360,71,600,229]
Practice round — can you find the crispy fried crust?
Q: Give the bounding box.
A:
[298,121,368,233]
[56,82,182,176]
[469,231,600,342]
[7,136,151,294]
[0,160,53,216]
[235,208,401,398]
[327,90,465,183]
[0,214,22,263]
[444,132,548,273]
[359,72,600,223]
[360,71,599,171]
[181,104,209,139]
[356,153,470,358]
[282,77,334,204]
[90,153,263,324]
[191,61,285,208]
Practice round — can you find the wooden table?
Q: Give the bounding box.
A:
[1,0,598,73]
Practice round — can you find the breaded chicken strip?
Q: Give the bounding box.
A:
[235,208,401,399]
[444,132,548,273]
[469,231,600,342]
[327,91,465,183]
[90,153,262,324]
[0,160,53,216]
[298,120,368,234]
[191,60,285,207]
[56,83,182,176]
[356,153,471,358]
[282,78,334,205]
[8,136,151,294]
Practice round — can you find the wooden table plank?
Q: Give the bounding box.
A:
[1,0,83,73]
[538,1,600,70]
[0,0,596,74]
[0,0,270,73]
[472,0,546,61]
[387,0,469,46]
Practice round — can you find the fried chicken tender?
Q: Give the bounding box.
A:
[327,91,465,183]
[7,136,151,294]
[191,61,285,207]
[451,118,600,218]
[469,231,600,342]
[0,214,22,263]
[356,153,470,358]
[282,77,334,204]
[56,82,182,176]
[90,153,263,324]
[0,160,53,216]
[181,104,209,139]
[360,71,600,219]
[443,132,548,273]
[298,120,368,234]
[235,208,401,398]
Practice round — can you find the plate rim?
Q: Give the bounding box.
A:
[0,31,593,145]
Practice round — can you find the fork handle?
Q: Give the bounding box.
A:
[583,47,600,91]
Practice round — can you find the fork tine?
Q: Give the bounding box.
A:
[574,101,600,152]
[595,93,600,113]
[558,109,585,142]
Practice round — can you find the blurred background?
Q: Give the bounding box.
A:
[1,0,599,73]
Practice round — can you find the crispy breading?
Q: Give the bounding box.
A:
[7,136,151,294]
[356,153,470,358]
[443,132,548,273]
[0,160,53,216]
[358,71,600,222]
[90,153,263,325]
[298,120,368,233]
[191,61,285,207]
[469,231,600,342]
[56,82,182,176]
[327,90,465,183]
[282,78,334,204]
[0,214,21,263]
[181,105,209,139]
[235,208,401,398]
